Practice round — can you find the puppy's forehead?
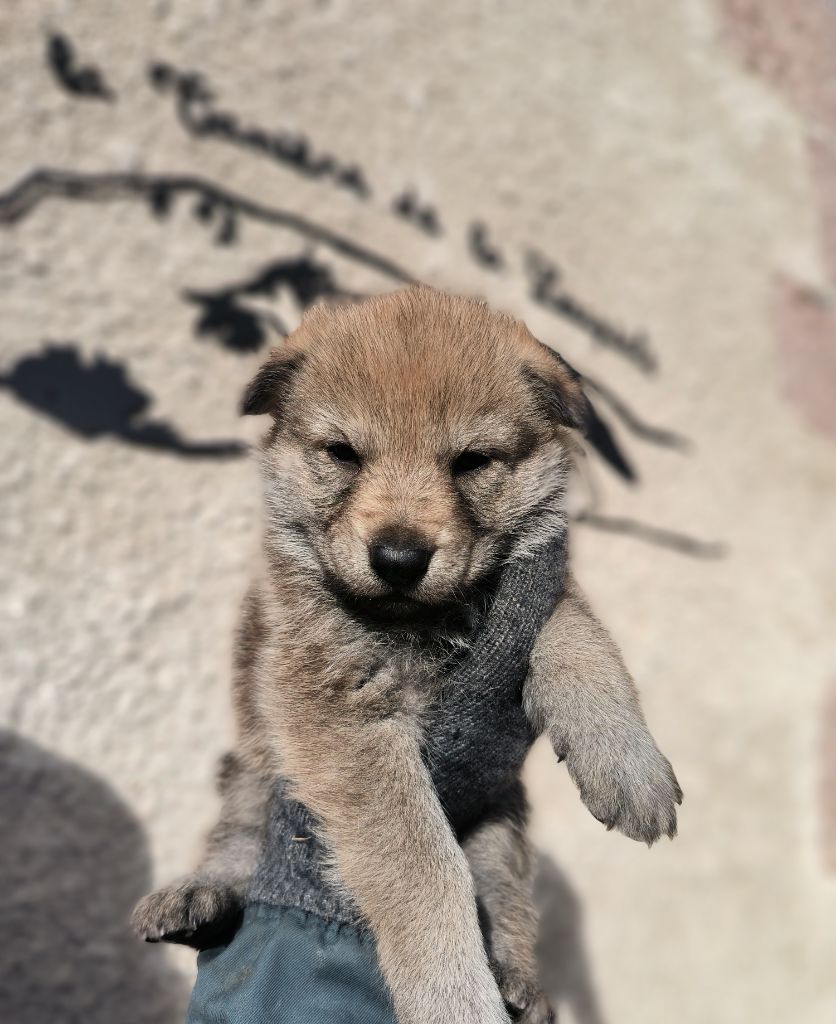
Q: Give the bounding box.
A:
[295,288,532,425]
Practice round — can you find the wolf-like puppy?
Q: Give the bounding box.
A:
[134,288,680,1024]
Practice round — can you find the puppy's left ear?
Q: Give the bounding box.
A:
[525,343,589,430]
[240,347,305,417]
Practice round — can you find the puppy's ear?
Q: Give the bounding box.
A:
[524,344,589,430]
[240,348,305,417]
[526,343,636,479]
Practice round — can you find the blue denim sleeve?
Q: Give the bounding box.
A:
[186,903,396,1024]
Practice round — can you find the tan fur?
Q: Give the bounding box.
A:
[525,579,681,844]
[133,287,679,1024]
[464,794,554,1024]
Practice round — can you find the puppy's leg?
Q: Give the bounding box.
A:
[464,794,554,1024]
[131,751,271,946]
[133,585,273,946]
[524,575,682,844]
[278,663,510,1024]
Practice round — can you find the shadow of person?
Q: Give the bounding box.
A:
[0,729,190,1024]
[535,854,608,1024]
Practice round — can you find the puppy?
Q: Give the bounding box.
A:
[133,287,680,1024]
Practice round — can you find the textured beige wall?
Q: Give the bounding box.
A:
[1,2,834,1022]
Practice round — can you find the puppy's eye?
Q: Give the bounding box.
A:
[326,442,361,467]
[452,450,493,476]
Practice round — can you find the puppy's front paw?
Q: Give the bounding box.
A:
[567,730,682,845]
[493,964,555,1023]
[131,877,242,948]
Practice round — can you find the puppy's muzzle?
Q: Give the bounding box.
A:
[369,538,434,590]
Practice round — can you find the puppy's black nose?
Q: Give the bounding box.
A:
[369,542,434,589]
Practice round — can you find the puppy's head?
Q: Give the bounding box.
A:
[244,287,585,624]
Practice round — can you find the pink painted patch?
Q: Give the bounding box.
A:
[772,278,836,439]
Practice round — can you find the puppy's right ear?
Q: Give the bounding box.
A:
[240,348,305,417]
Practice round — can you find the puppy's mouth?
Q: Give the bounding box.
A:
[332,584,469,631]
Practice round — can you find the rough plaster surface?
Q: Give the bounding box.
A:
[0,2,834,1022]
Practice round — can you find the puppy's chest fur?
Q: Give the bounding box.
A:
[241,531,568,927]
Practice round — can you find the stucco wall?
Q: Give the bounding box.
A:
[1,3,834,1022]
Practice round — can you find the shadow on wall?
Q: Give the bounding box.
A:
[0,80,728,555]
[0,729,190,1024]
[185,255,356,352]
[46,33,115,102]
[0,344,245,458]
[535,855,608,1024]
